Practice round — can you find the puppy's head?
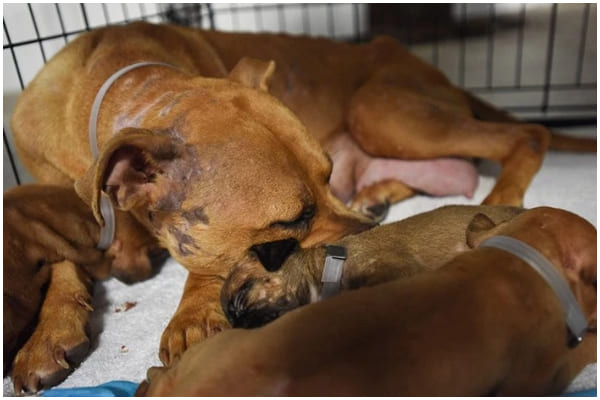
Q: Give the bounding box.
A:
[75,58,374,274]
[220,250,319,328]
[466,206,597,331]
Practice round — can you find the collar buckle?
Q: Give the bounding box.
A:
[320,245,347,300]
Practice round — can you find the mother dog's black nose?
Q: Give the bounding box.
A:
[250,238,298,272]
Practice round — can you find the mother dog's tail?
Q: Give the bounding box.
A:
[464,91,596,153]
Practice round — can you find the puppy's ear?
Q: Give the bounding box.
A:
[228,57,276,92]
[74,128,184,224]
[465,213,498,248]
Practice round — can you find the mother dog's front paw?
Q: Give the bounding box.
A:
[159,307,230,366]
[11,321,90,394]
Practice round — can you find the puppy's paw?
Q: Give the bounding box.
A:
[159,306,230,366]
[11,318,90,394]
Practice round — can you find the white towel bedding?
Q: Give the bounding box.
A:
[3,137,597,396]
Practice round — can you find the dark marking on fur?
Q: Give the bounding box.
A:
[153,141,203,212]
[151,146,179,161]
[155,190,185,211]
[168,226,200,256]
[182,207,209,225]
[172,111,192,133]
[232,95,251,111]
[147,211,163,230]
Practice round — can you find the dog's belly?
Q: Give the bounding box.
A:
[326,133,478,203]
[357,157,478,198]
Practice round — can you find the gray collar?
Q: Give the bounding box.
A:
[320,245,347,299]
[480,235,588,346]
[89,62,178,249]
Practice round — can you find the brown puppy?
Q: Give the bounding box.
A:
[3,184,164,393]
[11,22,593,364]
[139,206,596,396]
[222,205,524,327]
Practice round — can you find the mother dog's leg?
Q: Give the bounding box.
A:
[350,179,414,221]
[12,260,94,394]
[159,274,230,366]
[346,78,550,207]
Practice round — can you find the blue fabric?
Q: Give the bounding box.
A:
[41,380,139,397]
[563,388,597,397]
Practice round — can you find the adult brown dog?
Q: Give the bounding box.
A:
[11,22,593,366]
[11,22,374,369]
[4,184,165,393]
[139,206,597,396]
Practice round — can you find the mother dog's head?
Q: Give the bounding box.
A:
[75,58,374,274]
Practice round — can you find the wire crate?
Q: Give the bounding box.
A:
[3,3,596,189]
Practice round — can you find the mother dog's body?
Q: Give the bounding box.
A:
[11,22,377,370]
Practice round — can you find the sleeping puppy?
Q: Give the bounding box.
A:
[139,206,596,396]
[4,184,165,393]
[221,205,525,327]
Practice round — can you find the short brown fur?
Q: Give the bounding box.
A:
[4,184,163,393]
[141,206,597,396]
[11,22,594,373]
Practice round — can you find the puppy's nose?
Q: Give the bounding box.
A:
[250,238,298,272]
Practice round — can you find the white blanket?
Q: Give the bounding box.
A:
[3,141,597,395]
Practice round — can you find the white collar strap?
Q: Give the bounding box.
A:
[89,61,178,249]
[480,235,588,346]
[320,245,347,300]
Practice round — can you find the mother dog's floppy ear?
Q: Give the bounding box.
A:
[74,128,184,225]
[227,57,276,92]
